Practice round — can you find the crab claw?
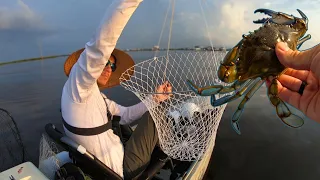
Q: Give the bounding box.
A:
[253,17,269,24]
[253,8,276,24]
[297,9,307,21]
[254,8,277,16]
[253,8,295,25]
[297,9,308,26]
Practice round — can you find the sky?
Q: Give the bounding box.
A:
[0,0,320,62]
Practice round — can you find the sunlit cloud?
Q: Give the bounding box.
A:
[0,0,46,31]
[0,0,320,62]
[169,0,320,49]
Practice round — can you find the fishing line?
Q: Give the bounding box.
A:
[162,0,176,84]
[153,0,172,59]
[198,0,219,68]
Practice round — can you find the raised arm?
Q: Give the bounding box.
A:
[66,0,143,102]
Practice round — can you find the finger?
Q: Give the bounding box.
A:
[278,74,303,92]
[277,80,301,110]
[167,86,173,94]
[283,68,309,81]
[165,81,172,87]
[165,82,172,91]
[275,42,319,71]
[158,83,166,89]
[160,81,168,88]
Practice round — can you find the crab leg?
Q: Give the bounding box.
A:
[210,78,257,107]
[231,79,265,134]
[268,78,304,128]
[186,79,246,96]
[220,81,247,94]
[297,34,311,49]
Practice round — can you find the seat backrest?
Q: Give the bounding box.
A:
[45,123,122,180]
[67,148,122,180]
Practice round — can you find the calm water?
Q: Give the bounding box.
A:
[0,51,320,180]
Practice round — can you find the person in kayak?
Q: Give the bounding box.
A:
[60,0,172,179]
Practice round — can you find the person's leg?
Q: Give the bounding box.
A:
[123,112,159,180]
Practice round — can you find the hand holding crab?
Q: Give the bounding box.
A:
[187,8,312,134]
[267,42,320,123]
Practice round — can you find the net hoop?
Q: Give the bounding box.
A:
[120,51,228,161]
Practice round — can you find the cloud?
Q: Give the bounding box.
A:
[168,0,320,49]
[116,0,320,50]
[0,0,56,44]
[1,0,320,62]
[211,1,259,47]
[0,0,46,31]
[0,0,58,62]
[163,0,262,48]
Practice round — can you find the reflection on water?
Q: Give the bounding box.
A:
[0,51,319,180]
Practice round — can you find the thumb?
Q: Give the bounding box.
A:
[275,42,316,71]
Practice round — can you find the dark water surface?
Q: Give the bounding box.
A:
[0,51,320,180]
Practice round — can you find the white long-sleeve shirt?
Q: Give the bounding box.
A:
[61,0,146,177]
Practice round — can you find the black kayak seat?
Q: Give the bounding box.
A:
[45,123,122,180]
[45,123,173,180]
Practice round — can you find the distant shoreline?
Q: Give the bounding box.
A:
[0,49,228,66]
[0,55,70,66]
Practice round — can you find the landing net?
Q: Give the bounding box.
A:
[0,108,25,171]
[120,51,228,161]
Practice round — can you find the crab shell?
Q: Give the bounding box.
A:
[218,9,308,83]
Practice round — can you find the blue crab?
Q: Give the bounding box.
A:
[187,9,311,134]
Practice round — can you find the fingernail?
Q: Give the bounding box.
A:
[278,42,289,52]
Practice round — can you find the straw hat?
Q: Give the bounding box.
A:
[64,48,135,89]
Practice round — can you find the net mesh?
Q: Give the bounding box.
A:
[120,51,228,161]
[38,134,62,179]
[0,108,25,172]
